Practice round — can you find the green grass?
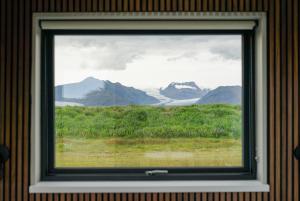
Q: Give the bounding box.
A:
[56,137,242,167]
[55,104,242,139]
[55,104,242,167]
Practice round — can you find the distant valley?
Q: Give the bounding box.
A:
[55,77,241,106]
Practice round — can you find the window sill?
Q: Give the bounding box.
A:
[29,180,269,193]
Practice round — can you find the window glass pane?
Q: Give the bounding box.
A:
[54,35,242,168]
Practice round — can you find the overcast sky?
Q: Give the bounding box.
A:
[55,35,242,89]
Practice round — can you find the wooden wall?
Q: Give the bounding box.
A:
[0,0,299,201]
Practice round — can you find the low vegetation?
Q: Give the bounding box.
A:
[55,104,242,139]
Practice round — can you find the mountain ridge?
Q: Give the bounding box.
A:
[55,77,241,106]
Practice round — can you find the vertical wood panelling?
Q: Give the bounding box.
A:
[268,0,275,200]
[293,0,299,199]
[0,0,5,200]
[0,0,299,201]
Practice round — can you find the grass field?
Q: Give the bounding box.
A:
[55,104,242,167]
[56,137,242,167]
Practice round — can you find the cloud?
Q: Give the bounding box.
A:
[210,45,241,60]
[55,35,241,71]
[209,37,241,60]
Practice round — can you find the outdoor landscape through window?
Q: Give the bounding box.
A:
[54,34,243,168]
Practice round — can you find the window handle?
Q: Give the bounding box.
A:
[294,146,300,160]
[0,145,9,180]
[145,170,168,176]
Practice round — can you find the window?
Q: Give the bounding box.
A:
[31,13,268,192]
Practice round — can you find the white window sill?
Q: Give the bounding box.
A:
[30,180,269,193]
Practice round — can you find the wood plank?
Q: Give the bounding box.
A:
[129,0,134,12]
[22,0,31,200]
[115,193,120,201]
[47,194,53,201]
[123,0,128,12]
[196,0,201,11]
[203,0,208,11]
[56,0,62,11]
[227,0,232,11]
[62,0,68,11]
[221,0,226,11]
[16,0,24,200]
[232,193,238,201]
[92,0,97,11]
[219,193,225,201]
[257,0,262,11]
[233,0,238,11]
[85,193,90,201]
[74,0,80,11]
[44,0,49,11]
[293,0,299,201]
[184,0,189,11]
[98,0,104,11]
[239,0,245,11]
[105,0,110,11]
[153,0,159,11]
[178,0,183,11]
[251,193,256,201]
[245,0,250,11]
[73,194,78,201]
[68,0,74,11]
[127,193,134,201]
[49,0,55,11]
[239,193,244,201]
[202,193,207,201]
[111,0,116,11]
[251,0,256,11]
[286,1,293,201]
[136,0,141,11]
[275,1,282,201]
[172,0,177,11]
[103,194,109,201]
[189,0,195,11]
[226,193,231,201]
[148,0,153,11]
[268,0,275,200]
[160,0,165,11]
[10,0,19,199]
[244,193,250,201]
[0,0,6,198]
[207,193,213,201]
[280,0,287,198]
[214,0,219,11]
[141,0,146,11]
[263,0,268,11]
[171,194,176,201]
[86,0,92,11]
[4,0,12,200]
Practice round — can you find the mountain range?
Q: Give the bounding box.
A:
[55,77,241,106]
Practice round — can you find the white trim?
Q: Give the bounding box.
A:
[31,12,268,193]
[30,180,269,193]
[41,21,256,30]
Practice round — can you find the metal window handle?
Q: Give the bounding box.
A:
[294,146,300,160]
[145,170,168,176]
[0,145,9,179]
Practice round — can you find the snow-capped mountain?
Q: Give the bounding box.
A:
[159,82,209,100]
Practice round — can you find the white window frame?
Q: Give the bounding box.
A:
[30,12,269,193]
